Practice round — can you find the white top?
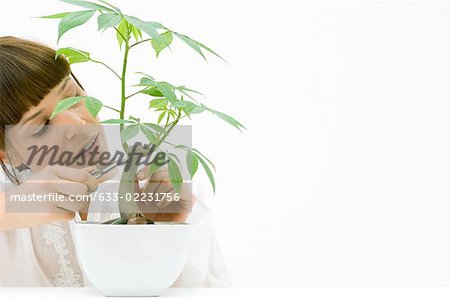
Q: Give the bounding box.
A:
[0,165,231,287]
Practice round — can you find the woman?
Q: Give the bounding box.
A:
[0,36,231,287]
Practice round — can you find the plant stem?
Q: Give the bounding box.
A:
[129,38,152,49]
[120,40,130,133]
[167,114,188,127]
[117,35,129,155]
[117,36,145,222]
[90,59,121,80]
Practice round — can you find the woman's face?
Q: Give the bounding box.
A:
[5,75,110,173]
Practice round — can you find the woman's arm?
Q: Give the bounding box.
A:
[0,165,98,231]
[0,191,75,231]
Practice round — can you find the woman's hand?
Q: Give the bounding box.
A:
[135,166,195,223]
[0,165,99,231]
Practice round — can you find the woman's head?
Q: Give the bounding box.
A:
[0,36,108,183]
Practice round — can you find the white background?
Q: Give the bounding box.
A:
[0,0,448,290]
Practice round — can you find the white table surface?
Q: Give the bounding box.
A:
[0,287,449,300]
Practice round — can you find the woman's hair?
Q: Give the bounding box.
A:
[0,36,84,184]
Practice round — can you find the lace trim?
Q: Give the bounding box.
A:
[43,221,82,287]
[2,165,87,286]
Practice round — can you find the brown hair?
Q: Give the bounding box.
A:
[0,36,84,184]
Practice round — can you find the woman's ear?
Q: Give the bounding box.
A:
[0,149,6,163]
[0,149,22,167]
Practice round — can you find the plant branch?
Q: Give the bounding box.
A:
[164,109,171,129]
[125,87,148,100]
[155,109,182,149]
[102,104,121,113]
[90,59,121,80]
[161,140,183,149]
[167,114,188,127]
[97,0,119,12]
[129,38,152,49]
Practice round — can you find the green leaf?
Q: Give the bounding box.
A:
[138,77,156,87]
[173,100,187,108]
[186,150,198,177]
[168,153,182,167]
[151,31,173,57]
[144,88,164,97]
[192,148,216,171]
[174,145,188,149]
[118,18,142,43]
[116,18,129,49]
[97,12,122,31]
[49,95,102,120]
[174,32,226,62]
[190,104,205,114]
[211,110,246,131]
[120,124,139,141]
[136,72,155,80]
[55,47,90,64]
[195,152,215,193]
[176,85,204,97]
[193,38,227,63]
[58,10,96,43]
[169,110,177,118]
[168,156,183,193]
[58,0,115,12]
[130,23,142,42]
[182,101,204,115]
[156,82,177,104]
[101,119,135,124]
[125,15,164,29]
[50,96,83,119]
[124,15,161,38]
[176,86,202,94]
[141,123,166,134]
[39,12,72,19]
[174,33,206,60]
[84,96,103,118]
[141,86,163,97]
[139,124,158,144]
[150,98,168,109]
[129,115,140,122]
[157,110,166,124]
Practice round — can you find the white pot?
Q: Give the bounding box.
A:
[72,222,193,297]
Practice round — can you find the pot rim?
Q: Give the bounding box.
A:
[74,221,190,226]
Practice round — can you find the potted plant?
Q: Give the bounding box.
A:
[38,0,244,296]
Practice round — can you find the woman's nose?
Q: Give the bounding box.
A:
[52,111,87,140]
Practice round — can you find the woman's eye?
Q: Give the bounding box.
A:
[70,94,83,108]
[33,119,50,137]
[32,93,84,137]
[72,101,82,108]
